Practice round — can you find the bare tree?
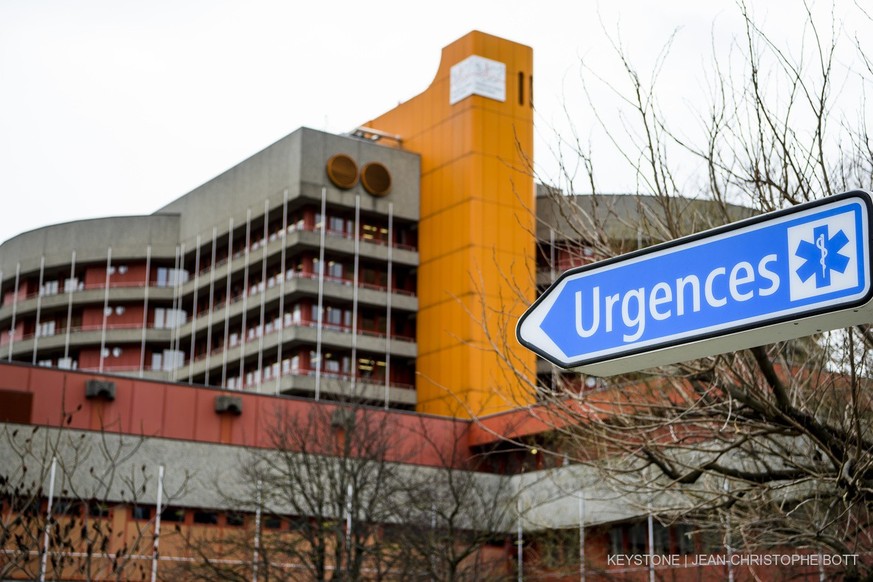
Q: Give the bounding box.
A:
[0,421,163,581]
[394,418,516,582]
[178,401,418,581]
[486,2,873,579]
[177,402,526,581]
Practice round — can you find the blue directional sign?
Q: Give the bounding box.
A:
[517,191,873,375]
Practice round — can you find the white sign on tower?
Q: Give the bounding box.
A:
[449,55,506,105]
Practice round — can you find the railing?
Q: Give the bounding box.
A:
[200,222,416,276]
[202,269,415,316]
[224,367,415,393]
[8,322,178,344]
[3,226,417,306]
[8,281,162,303]
[193,318,414,363]
[4,269,415,335]
[79,364,142,373]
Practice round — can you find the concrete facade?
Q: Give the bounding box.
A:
[0,127,421,409]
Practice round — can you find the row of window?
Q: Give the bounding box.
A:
[609,521,697,555]
[5,267,190,304]
[3,211,416,309]
[1,306,189,345]
[223,352,409,391]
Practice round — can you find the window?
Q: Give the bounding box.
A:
[226,512,245,527]
[264,516,282,530]
[152,350,184,371]
[325,306,346,328]
[288,216,304,233]
[653,523,670,554]
[194,511,218,525]
[160,507,185,523]
[40,280,59,296]
[132,506,152,520]
[362,268,387,287]
[166,308,186,328]
[154,308,187,329]
[329,216,347,235]
[156,268,189,288]
[629,522,647,553]
[245,370,262,386]
[362,314,385,334]
[37,321,56,337]
[313,259,344,279]
[89,502,110,518]
[361,223,389,243]
[609,521,686,555]
[325,357,341,374]
[64,277,80,292]
[676,524,694,554]
[162,350,184,371]
[53,500,77,516]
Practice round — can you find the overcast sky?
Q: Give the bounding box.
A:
[1,1,870,246]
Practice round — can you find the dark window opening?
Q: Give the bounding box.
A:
[53,499,78,516]
[160,507,185,523]
[194,510,218,525]
[226,512,245,526]
[264,516,282,530]
[529,75,534,108]
[132,506,151,520]
[518,71,525,105]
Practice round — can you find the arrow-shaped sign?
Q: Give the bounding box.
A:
[517,191,873,376]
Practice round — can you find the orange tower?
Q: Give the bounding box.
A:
[367,31,537,417]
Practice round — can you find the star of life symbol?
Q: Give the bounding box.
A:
[795,225,850,288]
[788,212,858,301]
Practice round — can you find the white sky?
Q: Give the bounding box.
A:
[1,0,870,246]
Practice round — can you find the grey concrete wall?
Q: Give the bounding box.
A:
[0,214,181,277]
[298,128,420,222]
[535,190,754,243]
[156,127,420,245]
[1,127,420,282]
[156,131,304,243]
[0,422,652,534]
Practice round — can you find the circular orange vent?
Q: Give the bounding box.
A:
[361,162,392,197]
[326,154,358,189]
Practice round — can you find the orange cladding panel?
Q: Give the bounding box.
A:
[367,31,537,418]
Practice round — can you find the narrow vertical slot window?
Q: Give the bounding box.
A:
[518,71,524,105]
